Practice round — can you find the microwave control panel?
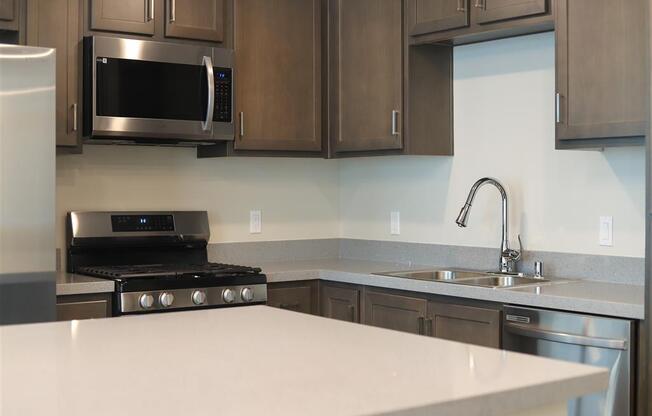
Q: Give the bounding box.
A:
[213,67,232,123]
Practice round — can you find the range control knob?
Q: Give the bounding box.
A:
[222,288,236,304]
[159,292,175,308]
[139,293,154,309]
[241,287,255,302]
[192,290,207,305]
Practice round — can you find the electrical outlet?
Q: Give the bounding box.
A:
[599,216,613,246]
[390,211,400,235]
[250,210,262,234]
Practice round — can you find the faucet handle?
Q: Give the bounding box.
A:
[534,261,543,278]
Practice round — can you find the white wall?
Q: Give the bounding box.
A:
[56,146,340,251]
[339,32,646,258]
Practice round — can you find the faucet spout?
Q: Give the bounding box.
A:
[455,177,520,273]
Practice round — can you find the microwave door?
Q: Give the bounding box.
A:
[92,55,213,141]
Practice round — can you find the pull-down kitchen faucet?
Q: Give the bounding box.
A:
[455,177,522,273]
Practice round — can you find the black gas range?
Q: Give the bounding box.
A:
[67,211,267,316]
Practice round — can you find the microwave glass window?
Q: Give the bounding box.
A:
[95,58,208,121]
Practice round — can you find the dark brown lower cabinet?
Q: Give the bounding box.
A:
[320,282,360,323]
[56,293,112,321]
[267,281,319,315]
[362,289,427,334]
[426,301,501,348]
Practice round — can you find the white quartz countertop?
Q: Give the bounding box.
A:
[259,259,645,319]
[0,306,607,416]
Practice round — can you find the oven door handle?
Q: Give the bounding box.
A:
[504,322,628,350]
[202,56,215,132]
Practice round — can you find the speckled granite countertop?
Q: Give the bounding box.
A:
[56,272,114,296]
[259,259,644,320]
[56,259,643,319]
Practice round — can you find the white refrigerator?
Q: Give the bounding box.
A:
[0,44,56,323]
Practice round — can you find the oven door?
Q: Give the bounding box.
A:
[84,36,233,144]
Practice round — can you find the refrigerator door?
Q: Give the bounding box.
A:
[0,45,56,323]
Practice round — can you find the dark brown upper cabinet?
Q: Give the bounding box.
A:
[232,0,322,152]
[164,0,224,42]
[0,0,18,30]
[27,0,82,149]
[475,0,547,25]
[320,283,360,323]
[555,0,646,148]
[90,0,155,36]
[329,0,404,153]
[409,0,552,45]
[409,0,470,36]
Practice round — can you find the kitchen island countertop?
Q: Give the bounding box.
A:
[0,305,606,416]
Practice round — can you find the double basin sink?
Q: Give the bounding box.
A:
[374,269,551,288]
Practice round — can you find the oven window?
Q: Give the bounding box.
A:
[96,58,207,121]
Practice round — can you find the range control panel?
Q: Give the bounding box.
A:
[111,214,175,232]
[213,67,232,123]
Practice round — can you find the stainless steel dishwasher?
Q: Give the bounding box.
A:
[502,305,634,416]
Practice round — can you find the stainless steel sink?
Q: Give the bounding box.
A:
[374,269,550,288]
[374,269,486,282]
[450,275,549,288]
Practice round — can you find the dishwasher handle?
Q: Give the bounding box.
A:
[504,322,628,351]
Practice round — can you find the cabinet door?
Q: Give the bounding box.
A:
[27,0,80,147]
[320,283,360,323]
[426,302,500,348]
[555,0,646,146]
[0,0,15,21]
[330,0,403,153]
[408,0,470,36]
[165,0,224,42]
[233,0,322,152]
[267,281,318,314]
[363,290,427,335]
[90,0,154,35]
[56,294,112,321]
[0,0,18,31]
[475,0,547,25]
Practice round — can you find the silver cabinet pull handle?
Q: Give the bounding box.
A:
[456,0,465,12]
[504,322,628,350]
[148,0,154,21]
[169,0,176,22]
[239,112,245,137]
[201,56,214,132]
[555,92,561,123]
[474,0,484,8]
[72,103,78,132]
[391,110,400,136]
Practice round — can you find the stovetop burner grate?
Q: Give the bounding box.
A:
[78,263,263,279]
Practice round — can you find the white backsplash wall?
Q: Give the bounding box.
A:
[339,32,646,258]
[56,146,340,251]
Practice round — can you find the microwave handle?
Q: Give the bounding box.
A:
[201,56,215,132]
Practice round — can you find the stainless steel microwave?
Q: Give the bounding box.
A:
[82,36,233,146]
